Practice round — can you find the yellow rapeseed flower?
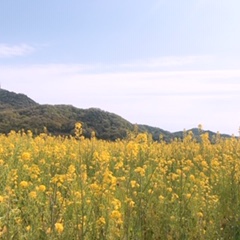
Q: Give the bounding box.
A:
[171,173,179,181]
[125,197,135,208]
[68,164,76,174]
[29,191,37,199]
[20,181,29,188]
[39,159,46,165]
[185,193,191,199]
[201,161,208,168]
[129,200,135,208]
[75,122,82,138]
[171,193,179,202]
[100,151,110,162]
[112,198,121,210]
[26,225,31,232]
[21,152,31,161]
[111,211,121,219]
[148,189,153,194]
[159,195,165,202]
[38,185,46,192]
[55,222,64,234]
[130,180,137,188]
[136,133,148,143]
[197,212,204,218]
[110,210,122,224]
[90,183,100,192]
[97,217,106,227]
[189,174,195,182]
[134,167,145,176]
[75,122,82,129]
[114,161,123,170]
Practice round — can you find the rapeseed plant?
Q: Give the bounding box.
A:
[1,128,240,238]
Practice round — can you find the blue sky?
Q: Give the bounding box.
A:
[0,0,240,135]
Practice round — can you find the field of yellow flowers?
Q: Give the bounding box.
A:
[0,123,240,239]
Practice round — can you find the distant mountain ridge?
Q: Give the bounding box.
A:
[0,88,231,141]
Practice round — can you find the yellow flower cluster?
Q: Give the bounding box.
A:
[0,128,240,239]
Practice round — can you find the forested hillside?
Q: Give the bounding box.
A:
[0,89,230,141]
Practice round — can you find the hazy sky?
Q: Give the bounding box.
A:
[1,1,240,135]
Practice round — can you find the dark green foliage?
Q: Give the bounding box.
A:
[0,89,231,141]
[0,89,136,140]
[0,89,38,109]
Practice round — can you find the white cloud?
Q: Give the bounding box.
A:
[0,44,35,58]
[1,63,240,98]
[120,55,214,69]
[101,55,240,72]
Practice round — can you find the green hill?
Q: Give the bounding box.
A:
[0,88,231,141]
[0,89,154,140]
[0,89,38,110]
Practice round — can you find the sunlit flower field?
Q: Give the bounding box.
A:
[0,123,240,239]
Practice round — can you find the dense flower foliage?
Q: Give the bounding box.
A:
[0,125,240,239]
